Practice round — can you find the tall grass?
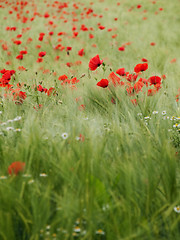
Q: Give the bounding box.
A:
[0,0,180,239]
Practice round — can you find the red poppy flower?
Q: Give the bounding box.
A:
[118,46,125,51]
[77,134,85,142]
[148,76,161,85]
[170,58,176,63]
[78,104,86,110]
[134,79,144,93]
[38,51,46,57]
[131,99,137,105]
[37,85,44,92]
[66,62,73,67]
[126,74,138,82]
[14,40,22,45]
[73,32,78,37]
[20,50,27,55]
[89,33,94,39]
[116,68,125,76]
[147,89,156,96]
[134,63,148,73]
[37,58,43,63]
[99,25,105,30]
[16,54,23,60]
[78,49,85,56]
[89,55,103,71]
[47,87,56,96]
[44,12,50,18]
[38,36,44,41]
[108,72,121,87]
[141,58,148,62]
[58,75,68,81]
[18,66,26,71]
[97,79,109,88]
[16,34,22,38]
[8,161,25,176]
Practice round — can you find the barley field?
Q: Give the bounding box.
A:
[0,0,180,239]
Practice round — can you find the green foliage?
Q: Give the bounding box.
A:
[0,0,180,239]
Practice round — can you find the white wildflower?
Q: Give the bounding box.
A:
[61,132,68,139]
[7,119,14,123]
[95,229,105,235]
[6,127,14,131]
[13,116,22,121]
[14,128,21,132]
[28,179,35,184]
[40,173,48,177]
[0,176,8,180]
[74,227,81,233]
[174,206,180,213]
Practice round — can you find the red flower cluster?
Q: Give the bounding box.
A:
[89,55,164,106]
[0,69,15,87]
[8,162,25,176]
[58,75,80,86]
[134,63,148,73]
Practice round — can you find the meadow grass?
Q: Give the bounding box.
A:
[0,0,180,239]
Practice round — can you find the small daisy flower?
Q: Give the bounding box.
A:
[1,122,7,126]
[152,111,158,114]
[144,116,151,120]
[95,229,105,235]
[102,204,110,211]
[6,127,14,131]
[13,116,22,121]
[0,175,8,180]
[46,225,51,230]
[28,179,35,184]
[74,226,81,233]
[61,132,68,139]
[81,230,87,236]
[14,128,21,132]
[75,218,80,225]
[0,111,2,114]
[23,174,32,178]
[40,173,48,177]
[174,206,180,213]
[72,232,78,237]
[170,116,176,121]
[162,111,166,115]
[7,119,14,123]
[163,116,169,120]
